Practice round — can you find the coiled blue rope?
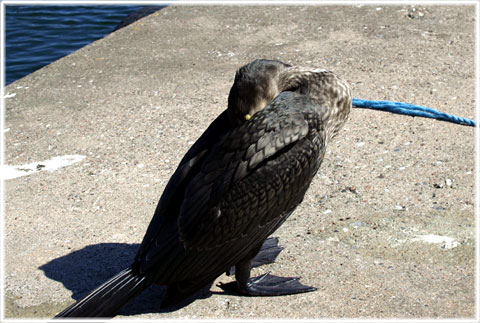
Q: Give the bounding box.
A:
[352,98,476,127]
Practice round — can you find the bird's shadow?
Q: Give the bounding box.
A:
[39,243,213,316]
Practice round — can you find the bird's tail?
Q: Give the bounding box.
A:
[55,267,148,318]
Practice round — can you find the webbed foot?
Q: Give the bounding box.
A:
[219,272,316,296]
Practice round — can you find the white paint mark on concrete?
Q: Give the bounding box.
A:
[4,92,16,98]
[412,234,459,249]
[1,154,85,180]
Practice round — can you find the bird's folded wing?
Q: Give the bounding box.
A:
[135,111,232,260]
[178,101,310,250]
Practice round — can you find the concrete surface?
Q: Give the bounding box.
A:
[3,4,477,320]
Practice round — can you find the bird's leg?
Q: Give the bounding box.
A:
[250,237,283,268]
[226,237,283,276]
[220,256,317,296]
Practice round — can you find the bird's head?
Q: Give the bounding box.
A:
[227,59,291,126]
[227,60,352,139]
[277,67,352,139]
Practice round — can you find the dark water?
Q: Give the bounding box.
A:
[5,5,150,85]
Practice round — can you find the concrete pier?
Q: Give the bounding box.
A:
[3,5,476,319]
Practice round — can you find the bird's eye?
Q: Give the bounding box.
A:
[283,82,301,92]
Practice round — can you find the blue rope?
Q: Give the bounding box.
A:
[352,98,476,127]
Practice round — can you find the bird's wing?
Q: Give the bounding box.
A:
[135,111,232,260]
[156,110,232,212]
[178,94,312,250]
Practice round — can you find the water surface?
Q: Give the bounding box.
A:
[5,5,146,85]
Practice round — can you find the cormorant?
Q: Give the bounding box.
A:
[55,59,352,318]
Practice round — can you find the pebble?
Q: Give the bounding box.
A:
[393,205,407,211]
[445,178,453,187]
[351,221,368,228]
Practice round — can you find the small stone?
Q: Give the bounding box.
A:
[393,205,406,211]
[445,178,453,187]
[351,221,367,228]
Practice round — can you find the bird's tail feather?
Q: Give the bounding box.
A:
[55,267,148,318]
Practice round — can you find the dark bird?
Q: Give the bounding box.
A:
[55,59,352,318]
